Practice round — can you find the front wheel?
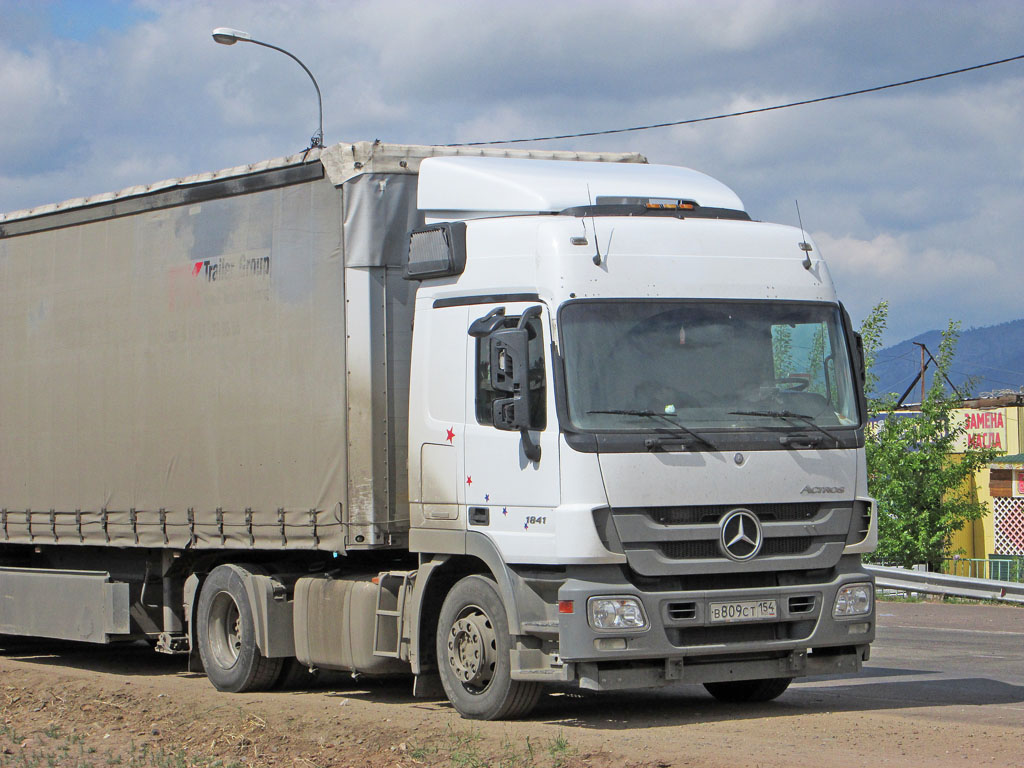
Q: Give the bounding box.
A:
[436,575,542,720]
[703,677,792,703]
[196,564,282,692]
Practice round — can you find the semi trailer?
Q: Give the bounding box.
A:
[0,141,876,719]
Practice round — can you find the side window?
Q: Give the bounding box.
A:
[772,320,850,416]
[772,322,833,396]
[475,315,547,429]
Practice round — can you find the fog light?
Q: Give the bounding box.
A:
[833,583,873,617]
[594,637,627,651]
[846,622,871,635]
[588,596,648,630]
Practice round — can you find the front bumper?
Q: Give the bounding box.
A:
[552,558,874,690]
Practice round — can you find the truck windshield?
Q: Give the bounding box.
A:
[559,300,860,433]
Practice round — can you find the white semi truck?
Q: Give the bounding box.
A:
[0,141,876,719]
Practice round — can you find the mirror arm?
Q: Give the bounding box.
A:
[520,429,541,463]
[469,307,506,338]
[517,305,542,330]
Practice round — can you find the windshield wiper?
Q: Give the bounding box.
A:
[588,409,716,450]
[729,409,840,447]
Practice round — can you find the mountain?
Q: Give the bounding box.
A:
[868,318,1024,402]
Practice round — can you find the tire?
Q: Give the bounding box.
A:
[436,575,542,720]
[273,657,315,690]
[703,677,792,703]
[196,564,283,692]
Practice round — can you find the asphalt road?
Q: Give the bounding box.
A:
[791,600,1024,727]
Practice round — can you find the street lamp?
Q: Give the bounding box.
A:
[211,27,324,149]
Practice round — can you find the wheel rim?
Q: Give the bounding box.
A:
[446,604,497,693]
[208,591,242,670]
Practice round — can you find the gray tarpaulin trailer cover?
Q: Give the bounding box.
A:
[0,141,643,553]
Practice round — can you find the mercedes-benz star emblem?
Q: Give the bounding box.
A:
[719,508,763,561]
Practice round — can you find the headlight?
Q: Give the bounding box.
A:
[588,596,648,630]
[833,583,873,617]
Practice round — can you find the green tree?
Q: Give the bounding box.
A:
[805,325,826,395]
[859,302,995,570]
[772,325,793,379]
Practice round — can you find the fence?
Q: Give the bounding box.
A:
[940,556,1024,583]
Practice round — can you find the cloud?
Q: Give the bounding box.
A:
[819,229,1017,342]
[1,0,1022,344]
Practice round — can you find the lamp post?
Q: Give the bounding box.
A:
[212,27,324,149]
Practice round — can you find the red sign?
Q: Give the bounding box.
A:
[954,408,1007,452]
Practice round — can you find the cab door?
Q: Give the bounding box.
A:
[461,302,561,562]
[408,303,468,548]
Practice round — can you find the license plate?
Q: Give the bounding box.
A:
[709,599,778,623]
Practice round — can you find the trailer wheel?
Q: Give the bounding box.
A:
[703,677,792,703]
[436,575,542,720]
[196,565,282,692]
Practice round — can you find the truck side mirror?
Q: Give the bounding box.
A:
[470,305,543,461]
[489,327,531,430]
[853,332,865,383]
[839,302,866,386]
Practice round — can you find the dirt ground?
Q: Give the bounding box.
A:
[2,601,1022,768]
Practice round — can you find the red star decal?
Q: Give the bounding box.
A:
[446,427,455,443]
[466,476,473,486]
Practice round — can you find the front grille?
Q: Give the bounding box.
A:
[654,536,814,561]
[642,502,819,526]
[611,502,852,576]
[656,540,719,559]
[763,537,813,556]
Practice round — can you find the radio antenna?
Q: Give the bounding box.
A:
[587,185,602,266]
[795,200,813,270]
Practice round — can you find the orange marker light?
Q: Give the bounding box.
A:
[558,600,575,614]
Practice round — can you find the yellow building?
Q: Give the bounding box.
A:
[948,395,1024,577]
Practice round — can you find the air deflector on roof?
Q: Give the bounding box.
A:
[417,157,745,216]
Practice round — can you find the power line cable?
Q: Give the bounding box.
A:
[874,350,918,365]
[449,53,1024,147]
[953,361,1024,377]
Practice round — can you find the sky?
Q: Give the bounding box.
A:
[1,0,1022,344]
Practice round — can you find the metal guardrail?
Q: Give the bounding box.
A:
[865,564,1024,605]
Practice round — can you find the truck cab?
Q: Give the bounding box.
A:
[404,156,876,718]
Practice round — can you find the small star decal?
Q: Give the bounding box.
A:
[445,427,455,443]
[502,507,508,516]
[466,476,472,486]
[484,494,490,502]
[523,521,529,530]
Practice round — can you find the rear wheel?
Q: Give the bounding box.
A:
[437,575,542,720]
[196,564,282,692]
[703,677,792,703]
[274,658,315,690]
